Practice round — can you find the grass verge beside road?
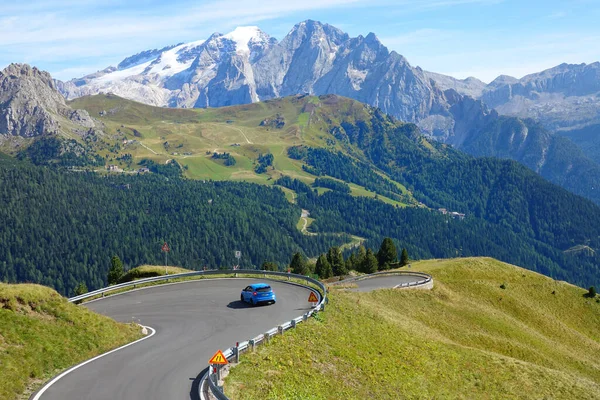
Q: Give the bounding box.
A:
[225,257,600,399]
[0,283,142,400]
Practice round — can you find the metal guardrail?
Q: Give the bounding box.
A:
[68,269,324,303]
[331,270,433,287]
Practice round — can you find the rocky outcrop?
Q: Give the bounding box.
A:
[259,114,285,129]
[0,63,96,138]
[0,64,67,137]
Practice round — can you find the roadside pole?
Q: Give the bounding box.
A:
[162,242,170,275]
[234,250,241,269]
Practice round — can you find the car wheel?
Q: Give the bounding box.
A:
[240,294,244,302]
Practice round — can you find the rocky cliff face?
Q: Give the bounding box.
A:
[477,63,600,131]
[1,63,95,138]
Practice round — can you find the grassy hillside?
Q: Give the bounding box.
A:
[119,265,192,283]
[0,283,142,400]
[225,258,600,399]
[68,94,414,206]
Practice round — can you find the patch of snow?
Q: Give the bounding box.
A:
[224,26,263,55]
[347,65,368,90]
[146,40,205,77]
[94,61,153,84]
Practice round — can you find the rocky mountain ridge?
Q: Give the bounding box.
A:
[429,62,600,134]
[58,21,453,134]
[1,63,96,140]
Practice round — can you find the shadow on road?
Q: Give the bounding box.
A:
[189,367,208,400]
[227,300,252,309]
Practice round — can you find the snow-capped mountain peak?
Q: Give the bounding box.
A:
[223,26,269,55]
[56,21,447,125]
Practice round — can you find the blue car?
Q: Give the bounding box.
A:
[240,283,276,306]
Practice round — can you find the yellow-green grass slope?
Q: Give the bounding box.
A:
[68,94,414,207]
[119,264,192,283]
[0,283,142,400]
[225,257,600,399]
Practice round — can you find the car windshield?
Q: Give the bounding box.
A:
[256,286,271,292]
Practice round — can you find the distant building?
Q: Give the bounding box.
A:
[107,164,121,172]
[138,167,150,173]
[450,212,466,220]
[438,207,465,220]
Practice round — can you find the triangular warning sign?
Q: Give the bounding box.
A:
[208,350,228,365]
[308,292,319,303]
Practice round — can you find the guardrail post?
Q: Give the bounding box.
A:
[303,313,308,322]
[291,319,296,328]
[278,326,283,335]
[264,333,270,343]
[102,291,104,298]
[249,339,255,352]
[234,343,239,363]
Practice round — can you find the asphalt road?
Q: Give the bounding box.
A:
[37,279,315,400]
[351,275,423,292]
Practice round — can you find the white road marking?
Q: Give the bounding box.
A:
[31,326,156,400]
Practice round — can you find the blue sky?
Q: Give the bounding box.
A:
[1,0,599,82]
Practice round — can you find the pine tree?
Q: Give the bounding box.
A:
[262,261,279,271]
[315,254,333,279]
[355,245,368,273]
[290,252,309,275]
[400,248,410,267]
[589,286,597,298]
[327,247,347,276]
[74,282,88,296]
[365,248,379,274]
[345,253,357,272]
[107,255,124,285]
[377,237,397,270]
